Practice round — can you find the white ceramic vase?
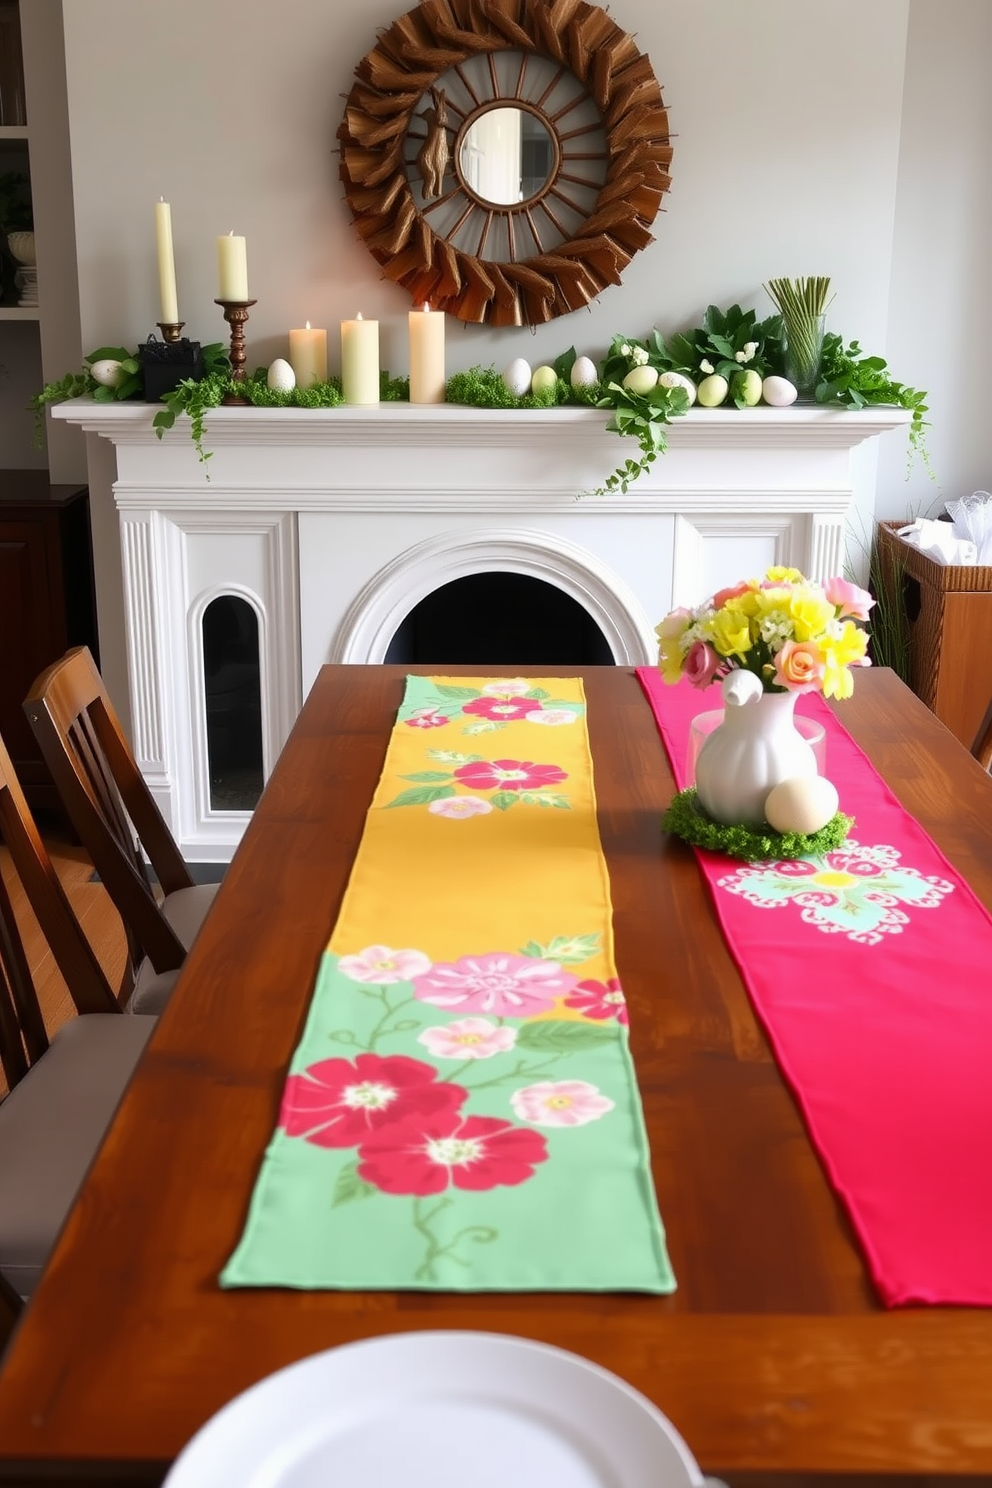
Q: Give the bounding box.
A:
[694,670,817,827]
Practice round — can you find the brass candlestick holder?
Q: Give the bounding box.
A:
[157,321,185,344]
[214,298,257,405]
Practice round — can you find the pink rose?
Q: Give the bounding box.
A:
[683,640,722,689]
[773,639,825,693]
[824,576,875,622]
[712,581,751,609]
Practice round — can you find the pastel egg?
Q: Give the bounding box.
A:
[530,364,558,395]
[266,357,297,392]
[89,358,123,388]
[502,358,532,397]
[658,370,697,405]
[570,355,599,389]
[762,374,798,407]
[621,365,659,395]
[764,775,840,836]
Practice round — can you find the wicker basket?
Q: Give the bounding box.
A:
[875,520,992,749]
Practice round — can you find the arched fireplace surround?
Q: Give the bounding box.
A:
[54,400,909,862]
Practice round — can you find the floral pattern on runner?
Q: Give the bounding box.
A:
[386,754,572,812]
[717,841,954,945]
[277,935,626,1280]
[398,677,585,737]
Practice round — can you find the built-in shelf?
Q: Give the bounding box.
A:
[0,305,39,319]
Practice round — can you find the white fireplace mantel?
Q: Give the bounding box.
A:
[55,397,910,861]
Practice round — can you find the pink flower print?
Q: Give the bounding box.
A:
[357,1110,548,1195]
[564,978,628,1026]
[417,1017,518,1060]
[510,1079,616,1128]
[427,796,493,819]
[683,640,723,690]
[337,945,432,984]
[405,706,449,729]
[524,708,577,726]
[453,759,567,793]
[462,697,539,722]
[413,952,578,1017]
[480,680,531,697]
[280,1053,466,1149]
[824,576,875,622]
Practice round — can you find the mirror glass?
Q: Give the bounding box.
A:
[458,107,555,206]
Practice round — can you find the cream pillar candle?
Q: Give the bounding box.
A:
[217,231,249,301]
[341,312,379,404]
[408,302,446,404]
[289,321,328,386]
[154,199,179,324]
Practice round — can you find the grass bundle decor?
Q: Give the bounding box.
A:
[764,276,832,396]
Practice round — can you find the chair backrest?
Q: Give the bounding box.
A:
[0,731,120,1090]
[24,647,191,974]
[972,696,992,771]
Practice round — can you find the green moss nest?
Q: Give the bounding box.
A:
[662,787,853,862]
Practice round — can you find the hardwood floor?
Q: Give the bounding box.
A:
[0,820,128,1099]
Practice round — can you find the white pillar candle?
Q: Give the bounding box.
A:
[408,302,446,404]
[217,231,249,301]
[340,312,379,404]
[154,199,179,324]
[288,321,328,386]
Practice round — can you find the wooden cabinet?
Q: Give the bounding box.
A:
[0,470,97,806]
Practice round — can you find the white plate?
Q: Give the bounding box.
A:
[164,1330,705,1488]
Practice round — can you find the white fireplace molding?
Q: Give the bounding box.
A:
[54,400,910,861]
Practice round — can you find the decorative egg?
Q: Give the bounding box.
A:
[502,358,532,397]
[530,364,558,395]
[90,358,123,388]
[697,373,729,407]
[658,370,697,405]
[266,358,297,392]
[570,355,599,389]
[762,374,798,407]
[732,369,762,406]
[764,775,840,835]
[621,365,659,395]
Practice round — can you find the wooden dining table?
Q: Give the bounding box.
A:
[0,663,990,1487]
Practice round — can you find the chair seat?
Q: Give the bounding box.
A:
[129,883,221,1015]
[0,1014,156,1298]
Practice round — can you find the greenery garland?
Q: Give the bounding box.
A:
[662,786,854,862]
[30,297,929,489]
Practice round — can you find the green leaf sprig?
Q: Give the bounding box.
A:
[664,304,784,397]
[815,333,930,471]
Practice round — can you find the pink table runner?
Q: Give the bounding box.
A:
[637,667,992,1307]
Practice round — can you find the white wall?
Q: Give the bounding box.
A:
[61,0,992,715]
[876,0,992,523]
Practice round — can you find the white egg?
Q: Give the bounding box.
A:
[502,357,532,397]
[762,374,798,407]
[570,355,599,390]
[621,365,659,395]
[697,373,729,407]
[267,358,297,392]
[658,370,697,406]
[764,775,840,836]
[89,358,123,388]
[530,364,558,395]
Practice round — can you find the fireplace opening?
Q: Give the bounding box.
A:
[384,571,615,664]
[202,595,264,811]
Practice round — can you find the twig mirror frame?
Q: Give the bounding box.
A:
[338,0,672,327]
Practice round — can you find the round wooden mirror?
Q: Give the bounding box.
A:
[338,0,672,327]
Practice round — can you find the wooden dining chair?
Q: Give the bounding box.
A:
[971,695,992,770]
[24,647,218,1014]
[0,732,156,1302]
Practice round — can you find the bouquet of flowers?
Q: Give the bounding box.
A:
[656,566,873,700]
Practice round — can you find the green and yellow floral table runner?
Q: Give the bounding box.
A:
[222,676,674,1291]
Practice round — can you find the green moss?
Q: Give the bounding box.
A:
[662,787,854,862]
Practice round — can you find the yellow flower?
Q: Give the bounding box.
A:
[707,609,753,658]
[826,619,870,667]
[789,591,835,642]
[822,656,854,699]
[766,565,804,583]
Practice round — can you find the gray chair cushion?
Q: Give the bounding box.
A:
[128,882,221,1015]
[0,1013,156,1299]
